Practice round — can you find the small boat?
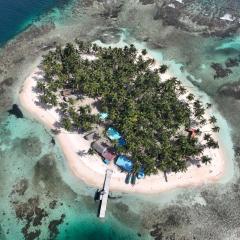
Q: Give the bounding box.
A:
[131,174,137,185]
[125,173,132,184]
[94,189,101,201]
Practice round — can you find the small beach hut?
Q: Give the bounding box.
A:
[116,155,133,172]
[106,127,121,140]
[102,149,116,162]
[91,141,107,154]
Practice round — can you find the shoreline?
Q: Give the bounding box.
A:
[18,54,232,194]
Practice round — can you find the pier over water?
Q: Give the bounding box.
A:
[98,169,113,218]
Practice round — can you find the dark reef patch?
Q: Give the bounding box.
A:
[13,197,48,240]
[225,57,239,68]
[211,63,232,79]
[8,104,24,118]
[48,214,65,239]
[49,200,57,209]
[100,1,123,19]
[1,77,14,87]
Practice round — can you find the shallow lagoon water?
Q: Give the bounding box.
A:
[0,113,150,239]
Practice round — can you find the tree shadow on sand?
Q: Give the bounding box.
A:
[77,150,88,157]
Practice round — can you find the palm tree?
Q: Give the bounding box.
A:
[206,138,219,149]
[203,133,211,141]
[212,126,220,132]
[201,155,212,165]
[209,116,217,124]
[200,119,207,125]
[179,86,187,95]
[141,49,147,55]
[159,64,168,74]
[36,82,46,92]
[187,93,194,101]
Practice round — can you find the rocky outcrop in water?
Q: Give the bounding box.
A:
[8,104,24,118]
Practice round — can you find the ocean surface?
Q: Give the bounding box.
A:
[0,0,69,46]
[0,0,240,239]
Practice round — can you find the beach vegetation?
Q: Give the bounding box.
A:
[159,64,168,73]
[37,43,219,175]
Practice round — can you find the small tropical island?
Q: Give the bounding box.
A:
[19,41,226,193]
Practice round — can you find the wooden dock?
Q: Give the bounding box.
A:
[98,169,113,218]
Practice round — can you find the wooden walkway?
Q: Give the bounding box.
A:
[98,169,113,218]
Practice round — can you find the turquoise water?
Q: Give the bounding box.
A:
[0,0,70,46]
[0,113,147,239]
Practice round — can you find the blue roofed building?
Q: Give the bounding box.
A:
[117,137,126,147]
[106,127,121,140]
[116,155,133,172]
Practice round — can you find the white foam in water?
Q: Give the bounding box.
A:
[175,0,183,3]
[220,13,235,22]
[168,3,176,8]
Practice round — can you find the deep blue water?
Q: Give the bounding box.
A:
[0,0,67,46]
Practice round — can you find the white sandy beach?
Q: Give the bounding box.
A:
[18,55,232,194]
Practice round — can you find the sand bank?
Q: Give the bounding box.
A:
[18,56,232,194]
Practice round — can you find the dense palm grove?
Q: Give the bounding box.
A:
[37,41,219,175]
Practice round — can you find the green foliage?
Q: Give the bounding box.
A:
[88,148,95,155]
[212,126,220,132]
[187,93,194,101]
[62,117,72,131]
[201,155,212,165]
[38,42,217,175]
[209,116,217,124]
[159,64,168,74]
[141,49,147,55]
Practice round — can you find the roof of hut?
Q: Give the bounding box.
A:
[91,141,107,154]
